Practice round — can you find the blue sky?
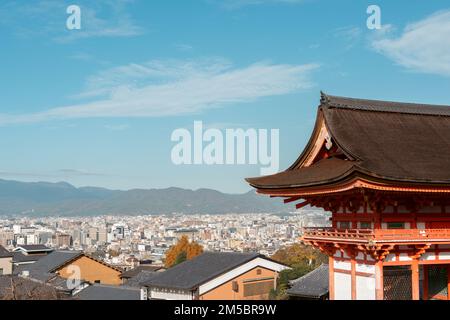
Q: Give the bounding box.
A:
[0,0,449,193]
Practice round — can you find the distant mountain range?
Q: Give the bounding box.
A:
[0,179,289,216]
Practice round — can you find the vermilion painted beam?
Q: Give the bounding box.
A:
[295,201,310,209]
[284,196,303,204]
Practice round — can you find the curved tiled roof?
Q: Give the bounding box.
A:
[247,157,355,189]
[246,93,450,190]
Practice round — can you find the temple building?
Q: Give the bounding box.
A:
[246,93,450,300]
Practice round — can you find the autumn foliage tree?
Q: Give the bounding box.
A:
[164,235,204,268]
[269,243,327,300]
[271,243,326,267]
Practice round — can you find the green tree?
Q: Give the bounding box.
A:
[174,251,187,266]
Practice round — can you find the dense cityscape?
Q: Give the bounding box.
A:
[0,209,330,270]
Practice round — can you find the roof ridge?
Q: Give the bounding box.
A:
[321,92,450,117]
[93,284,139,290]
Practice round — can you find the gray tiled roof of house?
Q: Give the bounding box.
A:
[121,265,164,279]
[14,250,83,282]
[287,264,329,299]
[15,245,53,252]
[125,270,160,288]
[76,284,141,300]
[0,246,12,258]
[143,252,261,290]
[12,252,47,264]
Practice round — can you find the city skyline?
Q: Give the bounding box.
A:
[0,211,329,263]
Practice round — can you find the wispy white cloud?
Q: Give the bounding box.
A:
[0,58,319,125]
[173,43,194,52]
[372,10,450,77]
[0,0,143,41]
[332,26,363,50]
[334,26,362,42]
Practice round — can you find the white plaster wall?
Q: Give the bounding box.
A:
[439,252,450,260]
[334,260,351,271]
[356,263,375,274]
[334,272,351,300]
[385,254,396,262]
[150,289,193,300]
[399,253,412,261]
[356,276,376,300]
[420,253,436,261]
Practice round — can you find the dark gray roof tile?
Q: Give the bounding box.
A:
[16,251,82,280]
[144,252,261,290]
[125,271,160,288]
[247,93,450,189]
[0,246,12,258]
[121,265,164,278]
[287,264,329,299]
[77,284,141,300]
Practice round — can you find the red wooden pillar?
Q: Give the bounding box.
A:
[351,256,357,300]
[329,256,335,300]
[423,265,429,300]
[375,260,384,300]
[374,210,381,229]
[412,259,420,300]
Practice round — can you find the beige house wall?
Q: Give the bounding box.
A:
[0,257,13,275]
[200,267,277,300]
[58,256,122,285]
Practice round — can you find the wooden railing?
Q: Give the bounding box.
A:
[302,227,450,243]
[373,228,450,241]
